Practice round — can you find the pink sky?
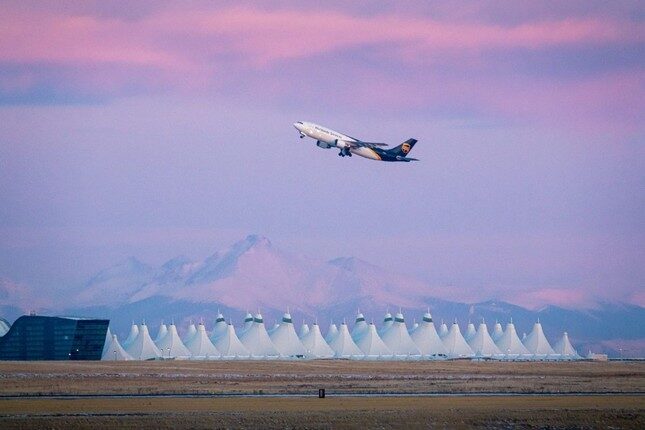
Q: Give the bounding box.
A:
[0,1,643,309]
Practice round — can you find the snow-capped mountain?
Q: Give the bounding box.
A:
[2,234,643,357]
[69,235,435,316]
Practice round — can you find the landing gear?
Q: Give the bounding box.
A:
[299,133,305,139]
[338,148,351,157]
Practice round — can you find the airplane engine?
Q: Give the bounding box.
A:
[335,139,349,149]
[316,140,332,149]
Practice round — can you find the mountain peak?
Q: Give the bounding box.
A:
[161,255,191,271]
[122,256,147,268]
[243,234,272,248]
[328,256,373,271]
[88,256,152,282]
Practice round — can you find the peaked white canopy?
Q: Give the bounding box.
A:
[553,332,580,359]
[156,323,191,358]
[438,321,449,339]
[185,322,220,358]
[183,322,197,344]
[102,334,133,361]
[410,312,448,358]
[496,321,530,357]
[214,323,251,358]
[380,313,420,356]
[325,323,339,344]
[102,326,112,357]
[269,312,306,357]
[523,321,556,357]
[154,323,168,343]
[491,322,504,343]
[301,323,335,358]
[378,312,394,337]
[239,313,280,357]
[409,322,419,334]
[122,322,139,348]
[464,322,477,343]
[267,322,280,335]
[351,312,369,341]
[210,312,228,341]
[124,323,162,360]
[468,321,502,357]
[442,322,474,358]
[355,323,392,358]
[298,322,310,339]
[329,323,363,358]
[240,312,254,334]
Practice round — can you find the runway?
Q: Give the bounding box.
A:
[1,394,643,429]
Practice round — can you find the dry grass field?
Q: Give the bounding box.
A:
[0,360,643,428]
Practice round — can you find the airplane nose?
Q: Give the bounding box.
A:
[293,122,301,131]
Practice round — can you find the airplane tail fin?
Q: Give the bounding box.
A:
[388,138,417,157]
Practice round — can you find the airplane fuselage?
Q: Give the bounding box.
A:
[293,121,384,160]
[294,121,418,162]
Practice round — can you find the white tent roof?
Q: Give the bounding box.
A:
[553,332,580,359]
[124,323,162,360]
[329,322,363,358]
[491,322,504,342]
[523,321,556,356]
[270,312,306,357]
[102,334,133,360]
[325,323,339,344]
[122,323,139,348]
[301,323,335,358]
[464,322,477,342]
[102,326,112,356]
[183,322,197,344]
[239,313,280,357]
[156,323,191,358]
[442,322,474,358]
[380,313,421,356]
[154,323,168,343]
[185,322,220,358]
[298,322,310,339]
[438,321,449,339]
[468,321,502,357]
[355,323,392,358]
[210,312,228,341]
[409,322,419,334]
[496,321,530,356]
[239,312,254,335]
[351,312,369,341]
[0,318,10,337]
[378,312,394,337]
[214,323,250,358]
[410,312,448,357]
[267,322,280,335]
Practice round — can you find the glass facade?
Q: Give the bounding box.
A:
[0,315,109,360]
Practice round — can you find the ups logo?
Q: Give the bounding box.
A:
[401,143,411,154]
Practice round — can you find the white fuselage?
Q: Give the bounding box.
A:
[293,121,382,160]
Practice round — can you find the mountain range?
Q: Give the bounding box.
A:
[1,234,643,357]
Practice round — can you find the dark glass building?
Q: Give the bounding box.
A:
[0,315,109,360]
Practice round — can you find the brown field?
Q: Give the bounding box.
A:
[0,360,643,428]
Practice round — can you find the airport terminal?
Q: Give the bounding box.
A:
[0,311,584,361]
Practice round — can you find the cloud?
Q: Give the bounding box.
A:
[0,5,640,83]
[1,3,641,138]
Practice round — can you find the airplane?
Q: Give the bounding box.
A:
[293,121,418,162]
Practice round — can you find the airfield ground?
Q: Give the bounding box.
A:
[0,360,643,428]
